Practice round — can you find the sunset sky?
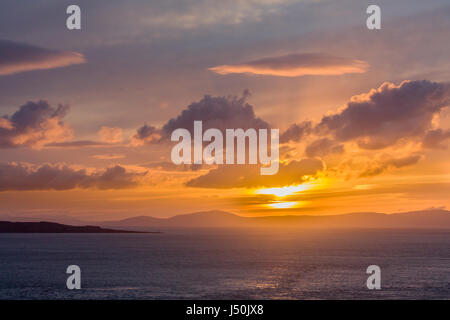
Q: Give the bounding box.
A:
[0,0,449,221]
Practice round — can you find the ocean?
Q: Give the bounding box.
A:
[0,229,448,299]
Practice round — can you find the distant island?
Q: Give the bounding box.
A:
[0,221,156,233]
[98,209,450,231]
[1,209,449,232]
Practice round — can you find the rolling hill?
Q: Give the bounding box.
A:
[98,209,450,230]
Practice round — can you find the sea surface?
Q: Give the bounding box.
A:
[0,229,449,299]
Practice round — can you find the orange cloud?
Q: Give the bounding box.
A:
[0,100,73,149]
[98,126,124,143]
[92,154,126,160]
[209,53,368,77]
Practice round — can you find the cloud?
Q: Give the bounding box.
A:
[315,80,450,150]
[46,140,108,148]
[161,90,269,137]
[186,158,324,189]
[92,154,126,160]
[137,0,299,30]
[209,53,369,77]
[305,138,344,157]
[280,121,312,143]
[142,161,204,172]
[45,127,125,149]
[359,154,422,178]
[422,129,450,149]
[98,126,123,143]
[0,163,145,191]
[0,100,73,149]
[131,124,161,146]
[133,91,270,144]
[0,40,85,76]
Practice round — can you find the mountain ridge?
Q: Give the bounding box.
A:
[98,209,450,230]
[1,209,449,231]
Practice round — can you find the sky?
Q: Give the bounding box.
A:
[0,0,449,221]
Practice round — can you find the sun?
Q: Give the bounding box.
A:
[252,176,330,209]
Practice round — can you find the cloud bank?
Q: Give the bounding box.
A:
[315,80,450,149]
[277,80,450,177]
[0,163,144,191]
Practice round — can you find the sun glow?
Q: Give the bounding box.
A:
[255,184,311,197]
[254,176,329,198]
[253,177,330,209]
[267,201,299,209]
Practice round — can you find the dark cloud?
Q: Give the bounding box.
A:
[162,90,269,137]
[422,129,450,149]
[0,100,72,148]
[315,80,450,150]
[209,53,368,77]
[359,154,422,178]
[186,158,324,189]
[305,138,344,157]
[280,121,312,143]
[131,124,160,145]
[0,163,145,191]
[0,40,85,76]
[133,91,270,144]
